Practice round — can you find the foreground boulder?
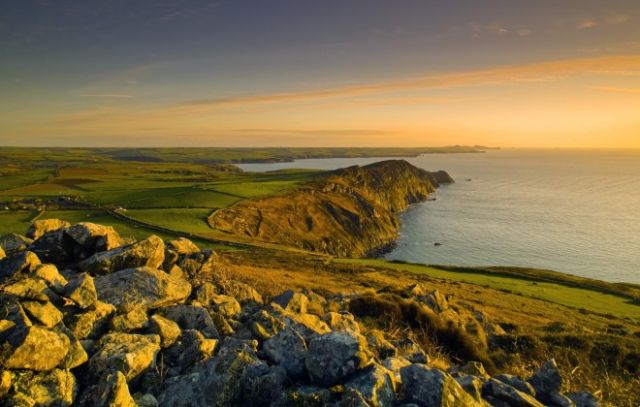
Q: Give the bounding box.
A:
[1,326,70,371]
[7,369,77,406]
[305,331,371,386]
[94,266,192,311]
[400,364,483,407]
[89,333,161,382]
[26,219,70,240]
[66,222,122,253]
[78,371,136,407]
[78,235,165,275]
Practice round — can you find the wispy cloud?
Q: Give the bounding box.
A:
[588,85,640,94]
[577,13,629,30]
[173,55,640,111]
[78,94,135,98]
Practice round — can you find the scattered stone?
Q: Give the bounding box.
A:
[0,246,4,260]
[64,273,97,309]
[78,235,165,275]
[305,331,372,386]
[271,290,309,313]
[263,326,308,379]
[455,375,484,402]
[0,233,33,255]
[21,300,63,328]
[209,294,241,318]
[90,333,160,382]
[4,277,50,301]
[324,311,360,333]
[367,330,398,360]
[31,264,67,293]
[79,371,136,407]
[194,282,218,305]
[110,307,149,332]
[400,364,482,407]
[2,326,70,371]
[0,251,41,280]
[0,370,11,398]
[345,363,396,406]
[495,373,536,396]
[61,339,89,369]
[134,393,159,407]
[66,222,122,253]
[26,219,70,240]
[528,359,562,403]
[483,378,544,407]
[220,279,263,304]
[567,391,600,407]
[160,304,219,338]
[9,369,77,407]
[149,314,181,347]
[458,361,491,380]
[167,237,200,255]
[94,266,192,311]
[382,356,412,383]
[65,300,115,339]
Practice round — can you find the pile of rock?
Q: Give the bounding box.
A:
[0,220,599,406]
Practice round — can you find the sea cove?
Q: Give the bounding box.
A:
[240,149,640,283]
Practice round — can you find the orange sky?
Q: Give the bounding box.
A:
[1,2,639,148]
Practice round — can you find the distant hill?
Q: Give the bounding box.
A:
[208,160,453,257]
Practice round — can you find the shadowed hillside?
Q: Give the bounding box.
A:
[208,160,453,257]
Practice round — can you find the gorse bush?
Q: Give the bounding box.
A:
[348,292,495,372]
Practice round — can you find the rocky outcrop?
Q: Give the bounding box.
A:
[209,160,453,257]
[0,221,599,406]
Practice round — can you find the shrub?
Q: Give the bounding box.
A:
[349,293,495,372]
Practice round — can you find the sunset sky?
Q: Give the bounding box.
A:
[1,1,639,148]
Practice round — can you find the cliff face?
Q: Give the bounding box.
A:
[208,160,453,257]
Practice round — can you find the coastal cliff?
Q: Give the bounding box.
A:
[208,160,453,257]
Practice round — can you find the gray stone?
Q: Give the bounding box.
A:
[149,314,181,347]
[567,391,600,407]
[528,359,563,403]
[305,331,372,386]
[26,219,70,240]
[94,267,191,311]
[78,235,165,275]
[0,251,41,280]
[160,304,219,338]
[345,363,396,406]
[483,378,544,407]
[64,273,97,309]
[271,290,309,313]
[89,333,160,382]
[263,326,307,379]
[66,222,122,253]
[495,373,536,396]
[9,369,77,407]
[400,364,482,407]
[1,325,70,371]
[0,233,33,255]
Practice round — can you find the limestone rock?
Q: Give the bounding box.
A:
[9,369,77,407]
[0,251,41,280]
[324,311,360,333]
[567,391,600,407]
[483,378,544,407]
[160,304,219,338]
[64,273,97,309]
[65,300,115,339]
[0,233,33,255]
[61,339,89,369]
[367,330,398,360]
[89,333,160,382]
[263,326,307,379]
[271,290,309,313]
[21,300,63,328]
[305,331,371,386]
[79,371,136,407]
[94,266,191,311]
[110,307,149,332]
[66,222,122,253]
[220,279,263,304]
[149,314,181,348]
[26,219,70,240]
[167,237,200,255]
[382,356,412,383]
[400,364,482,407]
[194,282,218,305]
[4,277,50,301]
[208,294,241,318]
[345,364,396,406]
[495,373,536,396]
[455,375,484,402]
[1,326,70,371]
[528,359,563,403]
[78,235,165,275]
[32,264,67,294]
[0,245,4,260]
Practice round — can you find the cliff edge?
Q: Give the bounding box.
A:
[208,160,453,257]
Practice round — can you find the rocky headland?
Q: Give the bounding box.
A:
[0,220,599,406]
[208,160,453,257]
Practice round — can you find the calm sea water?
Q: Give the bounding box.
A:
[238,150,640,283]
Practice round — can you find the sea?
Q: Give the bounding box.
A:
[238,149,640,284]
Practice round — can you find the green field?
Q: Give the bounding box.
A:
[342,259,640,320]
